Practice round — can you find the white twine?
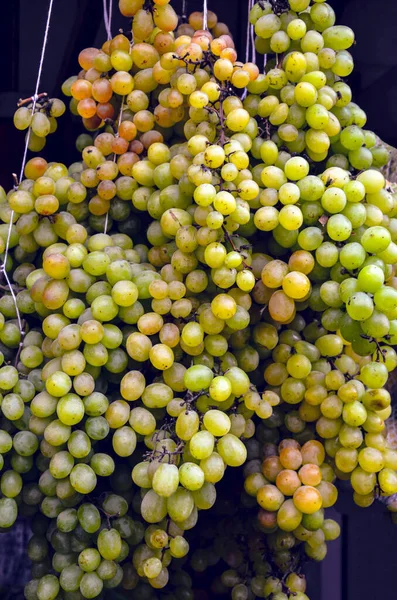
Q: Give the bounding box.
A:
[115,98,125,145]
[103,0,113,41]
[0,263,23,337]
[262,0,267,71]
[182,0,187,21]
[203,0,208,31]
[19,0,55,185]
[250,1,256,65]
[103,209,110,235]
[1,0,55,343]
[104,96,125,235]
[242,0,254,100]
[245,0,251,63]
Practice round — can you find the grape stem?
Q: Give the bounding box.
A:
[158,519,172,561]
[280,547,307,590]
[318,214,329,227]
[204,105,220,121]
[222,226,254,273]
[17,92,48,108]
[143,0,155,12]
[176,53,205,73]
[152,418,177,442]
[227,396,242,415]
[256,117,272,140]
[0,283,24,294]
[327,356,357,380]
[361,334,386,362]
[262,0,290,15]
[89,493,119,529]
[144,442,185,464]
[182,390,208,411]
[12,173,19,190]
[98,506,116,529]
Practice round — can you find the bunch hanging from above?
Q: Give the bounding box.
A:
[0,1,396,599]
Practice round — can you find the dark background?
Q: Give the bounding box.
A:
[1,0,397,598]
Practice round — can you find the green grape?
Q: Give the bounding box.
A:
[152,463,179,497]
[14,106,32,130]
[0,497,18,528]
[1,4,396,597]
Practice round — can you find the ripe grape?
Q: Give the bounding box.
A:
[2,1,397,597]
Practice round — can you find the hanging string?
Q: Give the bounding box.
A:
[103,9,129,236]
[1,0,55,347]
[245,0,251,64]
[261,0,267,71]
[108,0,113,40]
[103,0,113,41]
[103,206,110,236]
[115,99,125,155]
[104,96,126,236]
[181,0,187,22]
[18,0,55,185]
[250,2,256,65]
[202,0,208,31]
[1,241,23,340]
[242,0,254,101]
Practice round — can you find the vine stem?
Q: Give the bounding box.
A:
[17,92,48,107]
[222,226,252,271]
[0,283,24,293]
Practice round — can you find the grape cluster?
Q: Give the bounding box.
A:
[0,0,397,598]
[14,96,66,153]
[181,437,339,600]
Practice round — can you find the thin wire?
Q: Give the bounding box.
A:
[104,96,125,235]
[19,0,55,185]
[109,0,113,38]
[115,99,125,147]
[262,0,267,71]
[242,0,253,101]
[245,0,251,63]
[103,8,128,236]
[1,264,23,337]
[103,208,110,235]
[103,0,113,40]
[103,2,129,236]
[182,0,187,21]
[202,0,208,31]
[250,5,256,65]
[103,0,108,38]
[1,0,55,344]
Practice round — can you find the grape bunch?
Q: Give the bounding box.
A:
[13,96,66,153]
[0,0,396,598]
[180,437,338,600]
